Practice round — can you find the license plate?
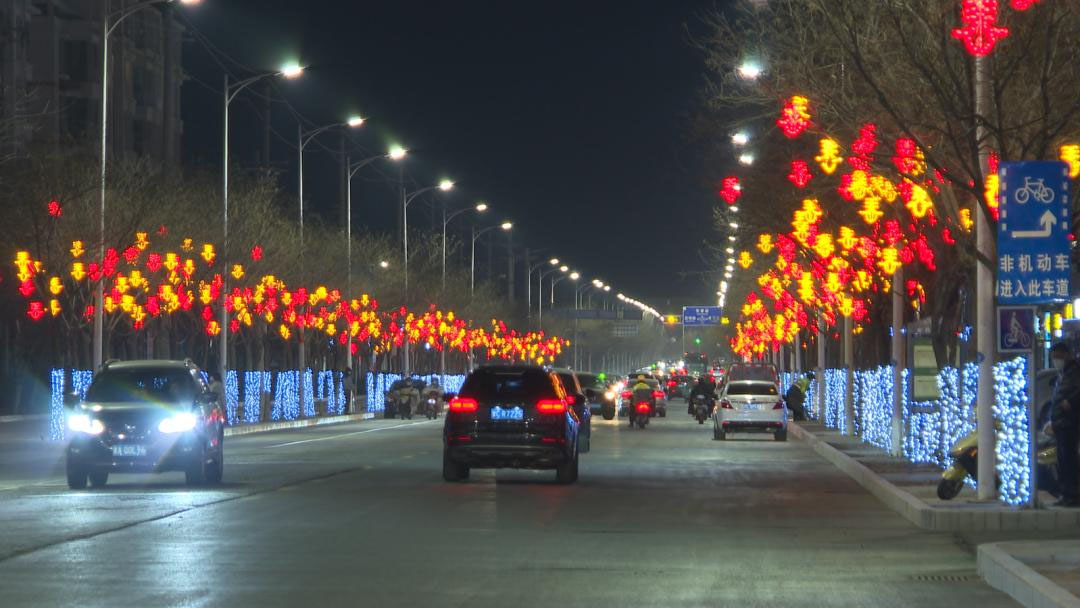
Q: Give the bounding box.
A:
[742,403,761,411]
[112,444,147,458]
[490,406,524,421]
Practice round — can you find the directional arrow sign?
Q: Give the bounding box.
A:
[997,161,1071,304]
[1011,210,1057,239]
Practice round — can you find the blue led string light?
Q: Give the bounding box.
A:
[301,369,315,418]
[243,371,263,423]
[993,357,1030,506]
[224,370,239,425]
[49,369,65,440]
[335,371,346,415]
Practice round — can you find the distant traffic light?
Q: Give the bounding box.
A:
[694,338,701,345]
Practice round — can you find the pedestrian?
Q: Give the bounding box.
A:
[785,372,812,421]
[1049,342,1080,507]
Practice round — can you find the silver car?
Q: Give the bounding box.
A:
[713,378,786,441]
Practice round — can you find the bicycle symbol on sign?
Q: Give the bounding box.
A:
[1003,312,1033,349]
[1014,177,1056,205]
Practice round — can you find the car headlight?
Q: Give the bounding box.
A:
[604,391,615,401]
[68,413,105,435]
[158,412,198,433]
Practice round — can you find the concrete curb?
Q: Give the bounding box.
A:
[978,542,1080,608]
[0,414,48,424]
[224,412,375,437]
[789,422,1080,531]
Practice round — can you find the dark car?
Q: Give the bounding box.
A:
[443,365,585,484]
[551,368,592,452]
[65,359,225,489]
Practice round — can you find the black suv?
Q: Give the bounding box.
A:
[443,365,585,484]
[65,359,225,488]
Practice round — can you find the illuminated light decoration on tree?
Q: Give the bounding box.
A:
[231,264,245,280]
[27,300,46,320]
[122,246,140,264]
[70,262,86,281]
[1010,0,1040,10]
[48,277,63,296]
[135,232,149,251]
[952,0,1010,57]
[18,279,34,297]
[902,181,935,219]
[1060,145,1080,179]
[816,138,843,175]
[738,251,754,269]
[813,233,835,259]
[181,238,194,252]
[859,198,884,224]
[848,123,878,171]
[837,226,858,251]
[878,248,903,275]
[892,138,927,176]
[251,245,263,262]
[757,234,775,254]
[47,200,62,218]
[868,175,899,203]
[200,244,216,265]
[719,176,742,204]
[777,96,812,138]
[984,173,1001,220]
[960,208,975,231]
[788,160,813,188]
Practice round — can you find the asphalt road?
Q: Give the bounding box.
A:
[0,409,1017,607]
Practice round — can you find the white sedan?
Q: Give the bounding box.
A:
[713,379,787,441]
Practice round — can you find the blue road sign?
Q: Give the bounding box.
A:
[682,306,721,326]
[997,306,1035,353]
[997,161,1072,304]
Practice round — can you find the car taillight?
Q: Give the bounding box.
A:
[773,401,785,410]
[666,380,676,388]
[635,402,651,413]
[536,399,567,414]
[720,399,733,409]
[652,390,664,399]
[621,390,632,399]
[448,397,478,413]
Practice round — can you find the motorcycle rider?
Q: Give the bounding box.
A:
[688,375,716,415]
[630,375,653,427]
[785,372,813,421]
[1049,342,1080,507]
[421,378,443,417]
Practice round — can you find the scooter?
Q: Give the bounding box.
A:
[692,394,710,425]
[937,430,1060,500]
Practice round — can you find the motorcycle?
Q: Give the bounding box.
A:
[692,394,710,425]
[632,400,651,429]
[937,429,1060,500]
[424,395,440,420]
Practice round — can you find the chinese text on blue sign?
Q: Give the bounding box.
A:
[682,306,721,326]
[997,161,1071,304]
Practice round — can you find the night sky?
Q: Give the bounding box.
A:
[180,0,723,310]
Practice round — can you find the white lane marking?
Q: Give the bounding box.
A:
[266,420,434,448]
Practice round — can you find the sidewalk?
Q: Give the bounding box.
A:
[979,542,1080,608]
[790,422,1080,531]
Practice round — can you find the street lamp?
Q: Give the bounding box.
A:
[343,147,405,374]
[219,63,304,378]
[94,0,201,371]
[527,257,559,321]
[470,221,512,295]
[738,153,754,166]
[296,116,365,372]
[537,262,566,328]
[442,202,488,291]
[403,179,454,293]
[731,131,750,146]
[737,60,763,80]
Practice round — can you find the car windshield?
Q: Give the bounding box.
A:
[459,369,554,402]
[726,382,778,396]
[85,368,196,404]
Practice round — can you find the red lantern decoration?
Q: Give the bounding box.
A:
[27,301,45,320]
[952,0,1009,57]
[788,161,812,188]
[47,200,63,218]
[719,176,742,204]
[1010,0,1040,10]
[251,245,263,262]
[776,96,811,138]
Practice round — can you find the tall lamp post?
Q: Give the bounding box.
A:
[94,0,201,371]
[296,116,365,373]
[403,180,454,294]
[470,221,513,295]
[344,146,406,375]
[220,63,304,379]
[442,202,487,291]
[527,257,558,321]
[537,264,568,328]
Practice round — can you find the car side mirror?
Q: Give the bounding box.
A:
[63,391,81,409]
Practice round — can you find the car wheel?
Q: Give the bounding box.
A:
[442,450,468,482]
[66,460,88,489]
[205,442,224,485]
[186,447,208,486]
[556,451,579,484]
[602,407,615,421]
[775,429,787,442]
[88,471,109,488]
[936,478,964,501]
